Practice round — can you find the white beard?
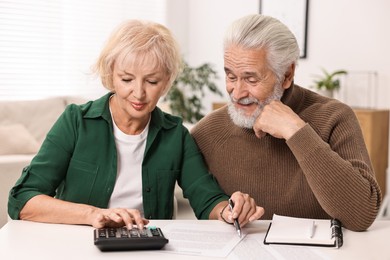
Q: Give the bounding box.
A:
[228,84,284,129]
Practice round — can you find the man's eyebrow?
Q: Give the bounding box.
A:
[224,67,258,77]
[242,71,258,77]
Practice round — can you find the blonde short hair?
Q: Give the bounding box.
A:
[93,20,182,92]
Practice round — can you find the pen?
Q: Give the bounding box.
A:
[308,221,315,238]
[228,199,242,238]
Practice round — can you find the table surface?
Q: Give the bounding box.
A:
[1,219,389,260]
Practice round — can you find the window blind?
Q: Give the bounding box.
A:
[0,0,166,100]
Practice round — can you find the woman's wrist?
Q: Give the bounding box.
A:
[85,206,102,227]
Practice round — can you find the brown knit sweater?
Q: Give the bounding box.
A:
[191,84,381,231]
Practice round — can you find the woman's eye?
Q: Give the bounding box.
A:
[122,78,132,82]
[148,81,158,85]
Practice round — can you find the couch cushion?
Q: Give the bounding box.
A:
[0,124,40,155]
[64,96,88,106]
[0,97,67,144]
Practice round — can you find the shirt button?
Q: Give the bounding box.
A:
[146,188,151,192]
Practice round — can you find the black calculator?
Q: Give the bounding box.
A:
[94,226,169,251]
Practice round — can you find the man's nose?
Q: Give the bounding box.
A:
[231,80,249,100]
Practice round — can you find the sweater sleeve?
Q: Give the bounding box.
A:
[286,108,382,231]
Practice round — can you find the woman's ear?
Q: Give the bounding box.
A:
[282,63,296,89]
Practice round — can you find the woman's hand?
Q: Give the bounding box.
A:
[219,191,264,227]
[90,208,149,229]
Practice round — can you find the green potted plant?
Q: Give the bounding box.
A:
[163,61,223,123]
[312,68,348,97]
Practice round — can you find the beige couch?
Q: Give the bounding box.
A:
[0,96,87,227]
[0,96,195,228]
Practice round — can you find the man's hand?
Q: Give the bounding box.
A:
[220,191,265,227]
[253,100,306,140]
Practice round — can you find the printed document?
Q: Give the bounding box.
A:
[161,222,245,257]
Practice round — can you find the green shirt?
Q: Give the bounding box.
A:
[8,93,228,220]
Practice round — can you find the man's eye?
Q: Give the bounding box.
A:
[226,74,236,81]
[247,77,258,84]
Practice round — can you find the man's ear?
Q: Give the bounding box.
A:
[282,63,295,89]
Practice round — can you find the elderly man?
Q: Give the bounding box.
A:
[191,14,381,231]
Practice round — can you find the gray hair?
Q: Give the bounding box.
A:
[224,14,300,83]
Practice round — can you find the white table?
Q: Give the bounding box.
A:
[0,219,389,260]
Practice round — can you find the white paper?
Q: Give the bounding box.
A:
[229,234,331,260]
[265,214,334,245]
[161,222,245,257]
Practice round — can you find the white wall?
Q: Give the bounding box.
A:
[165,0,189,57]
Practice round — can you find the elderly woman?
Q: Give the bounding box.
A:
[8,20,264,229]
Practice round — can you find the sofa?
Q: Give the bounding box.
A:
[0,96,87,227]
[0,96,195,228]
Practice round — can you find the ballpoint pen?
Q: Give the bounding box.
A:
[228,199,242,238]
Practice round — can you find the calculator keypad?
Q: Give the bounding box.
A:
[94,226,168,251]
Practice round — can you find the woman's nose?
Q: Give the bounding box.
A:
[132,81,145,99]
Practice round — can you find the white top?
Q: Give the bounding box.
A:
[107,112,149,217]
